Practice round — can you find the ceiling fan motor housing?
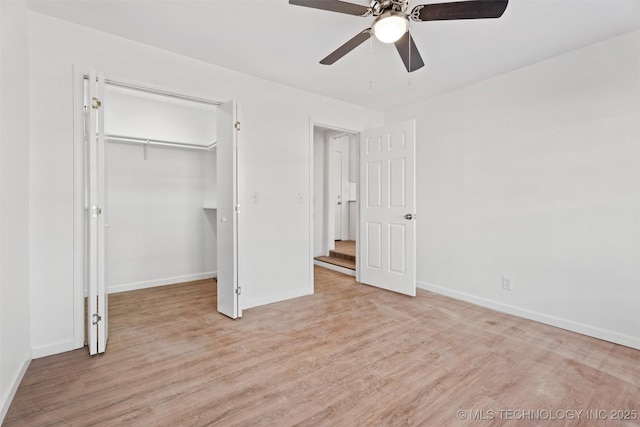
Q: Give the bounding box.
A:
[370,0,409,16]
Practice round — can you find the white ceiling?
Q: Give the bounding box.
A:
[26,0,640,112]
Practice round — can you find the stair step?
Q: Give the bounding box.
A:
[329,250,356,262]
[314,256,355,270]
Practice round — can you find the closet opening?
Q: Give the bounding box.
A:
[312,125,359,277]
[81,77,225,349]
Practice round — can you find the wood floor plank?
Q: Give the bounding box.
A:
[4,268,640,426]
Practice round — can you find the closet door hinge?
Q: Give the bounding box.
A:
[92,313,102,325]
[235,287,241,295]
[91,97,102,109]
[234,122,240,131]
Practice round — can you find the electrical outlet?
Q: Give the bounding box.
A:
[502,276,513,291]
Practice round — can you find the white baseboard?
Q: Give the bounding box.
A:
[244,287,313,310]
[313,259,356,277]
[0,350,31,424]
[32,339,76,359]
[108,271,216,294]
[417,280,640,351]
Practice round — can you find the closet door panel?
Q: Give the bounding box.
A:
[216,100,240,319]
[88,70,108,354]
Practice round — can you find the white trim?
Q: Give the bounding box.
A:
[32,339,75,359]
[313,259,356,277]
[323,136,332,255]
[72,65,86,350]
[351,133,361,284]
[308,118,315,297]
[313,122,361,135]
[108,272,216,294]
[417,280,640,351]
[0,351,31,425]
[244,288,313,310]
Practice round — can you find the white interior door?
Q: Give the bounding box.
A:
[359,120,416,296]
[337,137,351,241]
[331,151,343,240]
[330,136,351,242]
[216,100,241,318]
[88,70,108,354]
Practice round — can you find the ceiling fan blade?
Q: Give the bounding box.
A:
[320,29,371,65]
[394,31,425,72]
[289,0,371,16]
[410,0,508,22]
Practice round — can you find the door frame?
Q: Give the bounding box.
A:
[72,65,230,349]
[308,120,360,291]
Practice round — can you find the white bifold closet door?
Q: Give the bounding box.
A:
[359,120,417,297]
[216,100,241,319]
[86,74,241,355]
[88,70,108,355]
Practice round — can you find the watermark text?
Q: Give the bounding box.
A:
[456,409,638,422]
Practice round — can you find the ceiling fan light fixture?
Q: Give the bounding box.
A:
[372,11,408,44]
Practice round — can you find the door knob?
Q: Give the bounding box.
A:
[404,213,415,220]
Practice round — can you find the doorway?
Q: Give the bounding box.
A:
[312,125,359,276]
[310,119,418,298]
[101,83,218,293]
[77,71,240,355]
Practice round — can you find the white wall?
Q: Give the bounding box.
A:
[106,145,216,293]
[104,87,217,293]
[28,12,383,357]
[313,128,326,257]
[0,0,32,422]
[387,30,640,349]
[105,85,217,145]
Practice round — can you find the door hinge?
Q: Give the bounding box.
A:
[91,97,102,109]
[92,313,102,325]
[234,122,240,131]
[235,287,241,295]
[91,205,102,218]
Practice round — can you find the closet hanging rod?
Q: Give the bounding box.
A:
[330,132,354,139]
[105,134,216,151]
[82,74,221,106]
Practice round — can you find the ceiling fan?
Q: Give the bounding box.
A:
[289,0,509,72]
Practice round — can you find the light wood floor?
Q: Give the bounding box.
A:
[5,267,640,426]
